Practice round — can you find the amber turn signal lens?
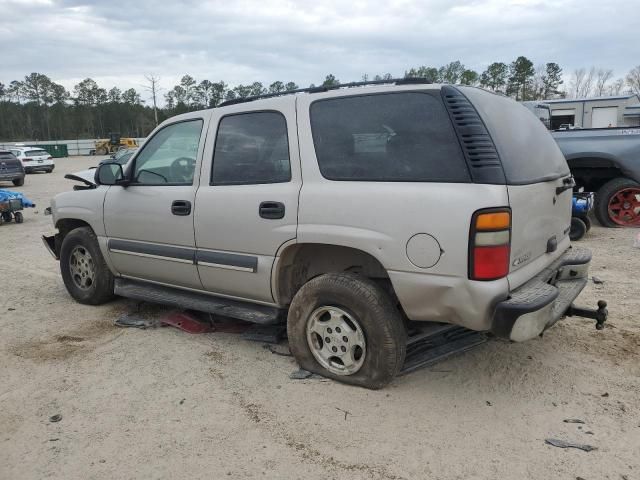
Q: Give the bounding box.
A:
[475,212,511,231]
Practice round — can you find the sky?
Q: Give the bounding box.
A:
[1,0,638,104]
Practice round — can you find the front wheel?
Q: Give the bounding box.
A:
[287,273,406,389]
[13,177,24,186]
[59,227,115,304]
[595,177,640,227]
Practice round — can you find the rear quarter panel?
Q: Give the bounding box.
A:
[295,88,511,328]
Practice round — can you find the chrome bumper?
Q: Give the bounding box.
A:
[492,246,592,342]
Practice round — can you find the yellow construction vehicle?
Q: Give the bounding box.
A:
[92,133,139,155]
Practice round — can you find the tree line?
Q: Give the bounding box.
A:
[2,58,640,142]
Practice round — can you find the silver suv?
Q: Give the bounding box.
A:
[44,80,596,388]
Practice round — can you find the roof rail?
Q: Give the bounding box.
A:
[217,77,433,107]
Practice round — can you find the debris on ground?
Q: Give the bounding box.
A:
[601,392,609,397]
[564,419,586,424]
[49,414,62,423]
[592,276,604,284]
[114,314,160,329]
[161,311,214,334]
[263,344,292,357]
[289,369,313,380]
[335,407,351,420]
[545,438,597,452]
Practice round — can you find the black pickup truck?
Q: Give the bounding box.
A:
[552,127,640,227]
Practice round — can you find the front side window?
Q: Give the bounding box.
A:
[212,112,291,185]
[132,119,203,185]
[310,92,470,182]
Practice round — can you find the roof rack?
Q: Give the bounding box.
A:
[217,77,433,107]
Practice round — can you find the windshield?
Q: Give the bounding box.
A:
[535,105,551,130]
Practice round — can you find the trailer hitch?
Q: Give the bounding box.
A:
[565,300,608,330]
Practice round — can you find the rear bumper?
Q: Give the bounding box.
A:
[492,246,591,341]
[25,161,54,172]
[0,172,24,180]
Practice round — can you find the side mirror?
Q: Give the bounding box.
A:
[95,162,126,186]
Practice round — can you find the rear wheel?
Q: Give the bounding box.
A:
[287,272,406,389]
[12,177,24,186]
[583,215,592,232]
[595,177,640,227]
[570,217,587,241]
[60,227,115,305]
[14,212,23,223]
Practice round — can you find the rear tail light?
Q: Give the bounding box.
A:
[22,157,32,162]
[47,156,52,160]
[469,208,511,281]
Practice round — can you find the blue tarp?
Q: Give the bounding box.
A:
[0,189,35,208]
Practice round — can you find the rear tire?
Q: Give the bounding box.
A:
[12,177,24,186]
[287,272,406,389]
[570,217,587,241]
[582,215,592,232]
[14,212,23,223]
[60,227,115,305]
[595,177,640,227]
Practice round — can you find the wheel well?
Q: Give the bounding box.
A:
[55,219,92,241]
[275,243,392,305]
[568,157,625,192]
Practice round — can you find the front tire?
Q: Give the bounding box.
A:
[59,227,115,305]
[595,177,640,227]
[287,273,406,389]
[13,177,24,186]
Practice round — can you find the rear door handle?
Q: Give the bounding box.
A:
[171,200,191,216]
[259,201,285,219]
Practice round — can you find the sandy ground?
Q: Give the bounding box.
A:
[0,156,638,480]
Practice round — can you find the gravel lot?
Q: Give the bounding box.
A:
[1,156,638,480]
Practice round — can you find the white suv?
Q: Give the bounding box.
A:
[10,146,55,174]
[44,80,606,388]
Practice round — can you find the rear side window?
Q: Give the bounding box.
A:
[310,92,470,182]
[212,112,291,185]
[460,87,569,184]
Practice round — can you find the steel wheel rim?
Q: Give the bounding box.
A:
[306,306,366,376]
[69,246,95,290]
[608,187,640,226]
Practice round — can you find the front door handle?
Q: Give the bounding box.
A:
[259,201,285,219]
[171,200,191,216]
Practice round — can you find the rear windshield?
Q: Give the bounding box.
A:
[26,149,49,156]
[460,87,569,184]
[310,92,470,182]
[0,152,18,161]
